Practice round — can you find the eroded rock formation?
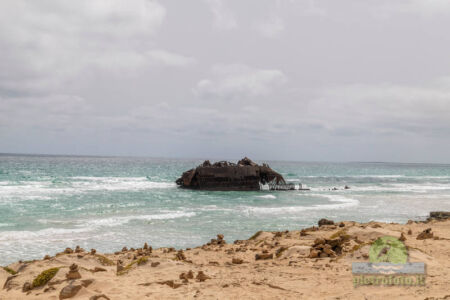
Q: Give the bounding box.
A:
[175,157,289,191]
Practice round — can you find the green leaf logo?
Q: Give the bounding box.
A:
[369,236,408,264]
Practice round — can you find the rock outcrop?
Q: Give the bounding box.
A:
[175,157,290,191]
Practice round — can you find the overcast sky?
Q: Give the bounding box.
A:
[1,0,450,163]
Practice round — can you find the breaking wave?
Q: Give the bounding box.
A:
[241,194,359,215]
[0,177,176,200]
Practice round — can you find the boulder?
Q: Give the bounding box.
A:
[417,228,433,240]
[318,219,334,226]
[59,284,82,299]
[428,211,450,221]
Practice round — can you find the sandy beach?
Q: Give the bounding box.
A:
[1,212,449,300]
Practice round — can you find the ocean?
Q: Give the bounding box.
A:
[1,154,450,265]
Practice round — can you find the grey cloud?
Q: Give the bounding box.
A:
[194,64,287,99]
[1,0,450,162]
[203,0,237,30]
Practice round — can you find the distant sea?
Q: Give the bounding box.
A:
[1,154,450,265]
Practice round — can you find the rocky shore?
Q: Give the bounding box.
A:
[1,212,449,300]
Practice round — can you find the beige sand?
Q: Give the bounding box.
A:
[1,217,449,300]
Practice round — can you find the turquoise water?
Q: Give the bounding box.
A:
[1,154,450,265]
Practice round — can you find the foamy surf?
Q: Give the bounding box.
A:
[0,227,93,242]
[241,194,360,215]
[80,211,196,227]
[257,195,277,199]
[0,177,176,200]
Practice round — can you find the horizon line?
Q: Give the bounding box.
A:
[1,152,449,166]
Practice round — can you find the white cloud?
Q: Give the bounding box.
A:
[378,0,450,17]
[194,64,287,99]
[204,0,237,30]
[147,50,196,67]
[304,78,450,137]
[254,16,284,38]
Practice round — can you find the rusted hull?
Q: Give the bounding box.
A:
[175,158,286,191]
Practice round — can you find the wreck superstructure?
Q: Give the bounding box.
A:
[175,157,296,191]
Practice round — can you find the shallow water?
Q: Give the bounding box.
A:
[1,154,450,265]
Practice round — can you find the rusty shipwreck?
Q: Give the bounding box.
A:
[175,157,300,191]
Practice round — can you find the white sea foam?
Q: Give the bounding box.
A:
[37,211,196,228]
[257,195,277,199]
[80,211,196,228]
[0,227,93,242]
[348,183,450,193]
[0,177,176,200]
[2,212,196,244]
[298,175,450,179]
[242,194,359,215]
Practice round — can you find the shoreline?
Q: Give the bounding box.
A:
[1,212,449,299]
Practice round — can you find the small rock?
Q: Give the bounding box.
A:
[64,248,73,254]
[75,245,84,253]
[22,282,32,292]
[344,185,350,189]
[232,258,243,264]
[158,280,182,289]
[59,284,82,299]
[92,267,106,272]
[81,279,94,288]
[196,271,211,282]
[217,234,224,240]
[90,294,111,300]
[179,271,193,281]
[175,250,186,261]
[255,253,273,260]
[399,233,406,242]
[313,238,326,246]
[151,262,160,267]
[339,222,345,228]
[90,249,96,255]
[116,260,124,272]
[122,247,128,252]
[44,286,56,293]
[309,249,320,258]
[407,229,412,235]
[417,228,433,240]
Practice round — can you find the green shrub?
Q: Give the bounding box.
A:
[2,267,17,275]
[32,268,59,288]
